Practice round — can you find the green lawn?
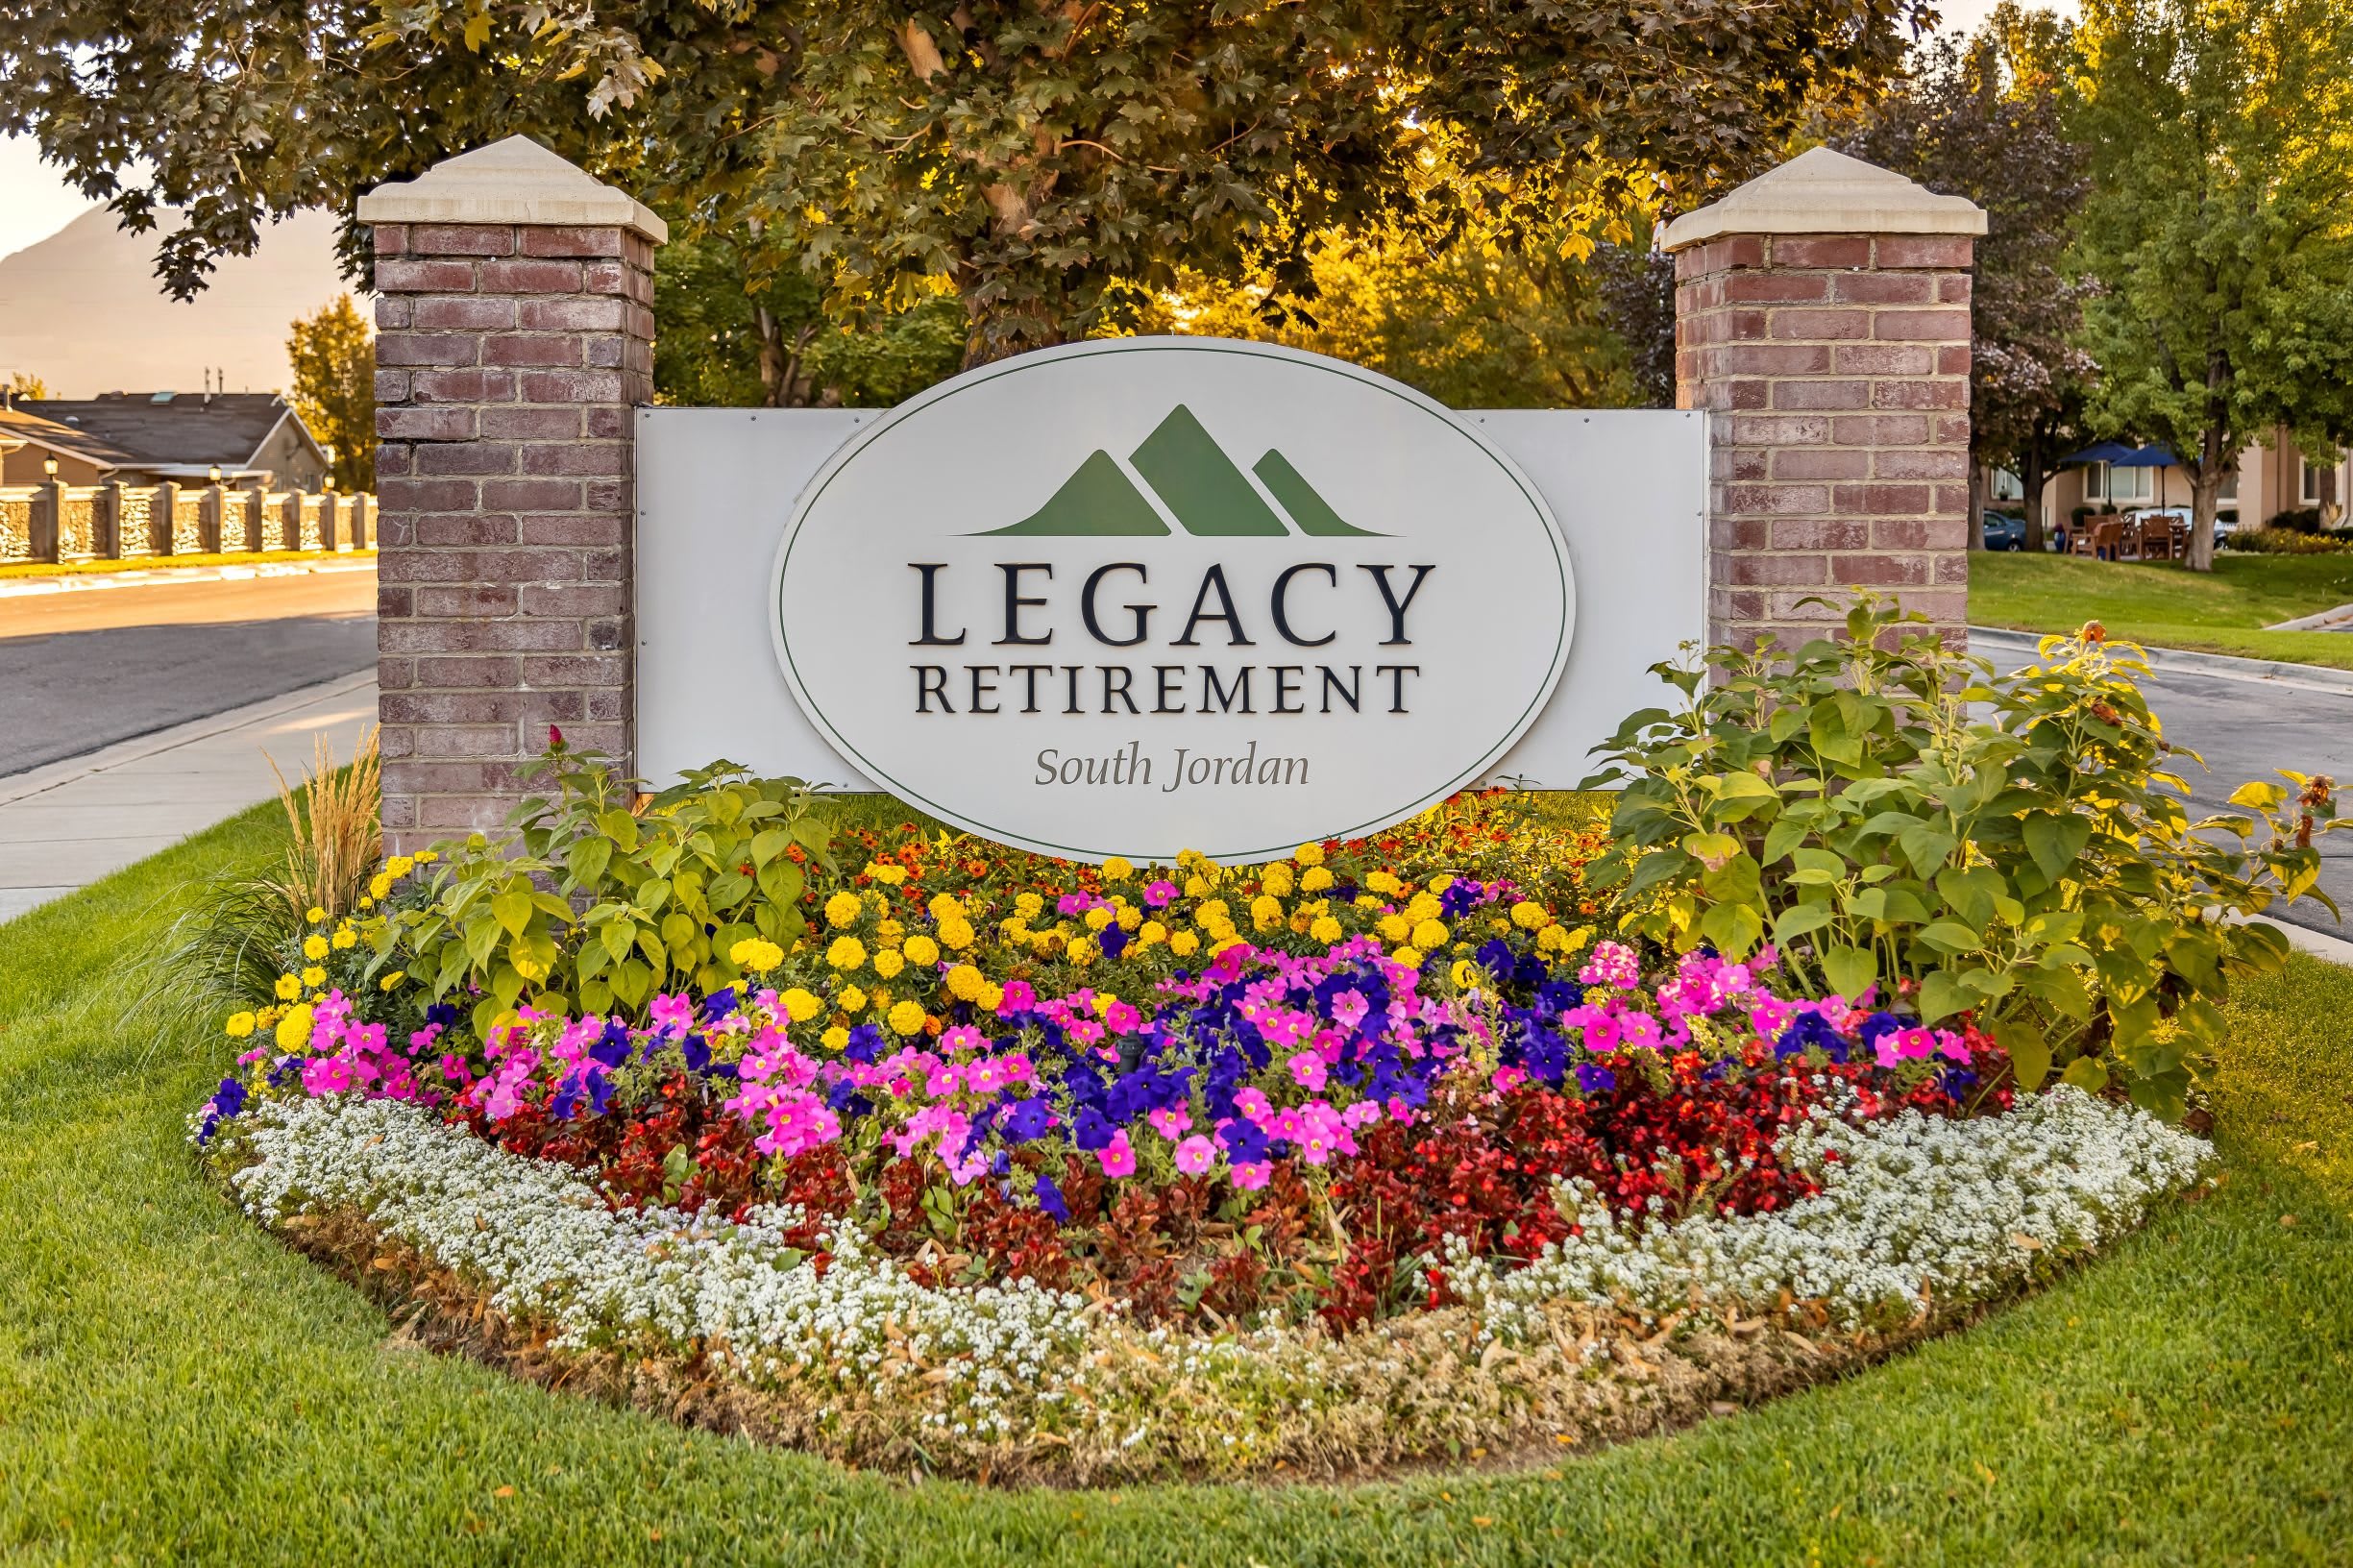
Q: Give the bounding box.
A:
[1970,551,2353,671]
[0,547,375,580]
[4,809,2351,1565]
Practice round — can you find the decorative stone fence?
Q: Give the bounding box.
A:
[358,135,1983,851]
[0,481,375,564]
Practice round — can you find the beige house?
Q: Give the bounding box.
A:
[0,391,331,491]
[1994,429,2352,532]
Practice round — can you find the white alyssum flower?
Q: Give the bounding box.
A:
[1438,1088,2212,1341]
[220,1086,2208,1458]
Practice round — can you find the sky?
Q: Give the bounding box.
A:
[0,0,2081,263]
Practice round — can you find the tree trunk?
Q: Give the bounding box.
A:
[2187,429,2226,573]
[2020,453,2049,554]
[962,295,1063,370]
[1967,464,1986,551]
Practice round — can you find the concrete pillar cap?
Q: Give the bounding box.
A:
[1661,146,1986,253]
[355,135,668,243]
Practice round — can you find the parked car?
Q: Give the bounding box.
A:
[1980,510,2027,551]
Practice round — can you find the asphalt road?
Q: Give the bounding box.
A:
[2132,661,2353,941]
[0,569,379,777]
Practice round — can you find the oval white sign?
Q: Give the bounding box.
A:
[772,337,1574,863]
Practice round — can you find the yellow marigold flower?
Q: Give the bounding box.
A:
[386,855,415,878]
[1310,915,1344,943]
[1365,870,1402,895]
[1116,905,1142,931]
[331,927,357,951]
[369,872,392,900]
[887,998,927,1036]
[1406,892,1443,922]
[1015,892,1044,920]
[1431,874,1456,894]
[821,1025,850,1051]
[301,934,330,962]
[358,896,375,911]
[1510,900,1552,930]
[1562,924,1595,952]
[838,985,869,1014]
[1183,875,1209,897]
[1391,945,1424,968]
[1032,930,1063,957]
[779,988,822,1023]
[1251,894,1284,930]
[1196,898,1230,924]
[1411,919,1450,949]
[731,936,785,973]
[1101,855,1134,881]
[826,936,868,971]
[1262,863,1295,897]
[224,1012,257,1039]
[1301,866,1335,894]
[945,964,988,1002]
[1000,918,1031,941]
[977,981,1005,1011]
[305,905,328,924]
[379,970,405,992]
[1169,931,1201,958]
[1084,906,1114,932]
[1293,842,1326,867]
[1066,936,1096,964]
[1140,920,1168,945]
[902,933,940,967]
[301,966,327,989]
[938,917,975,951]
[875,919,905,942]
[274,1004,315,1051]
[275,973,302,1001]
[928,892,965,922]
[414,849,438,865]
[867,862,909,886]
[872,948,907,979]
[1377,913,1411,943]
[1451,958,1481,989]
[823,892,865,929]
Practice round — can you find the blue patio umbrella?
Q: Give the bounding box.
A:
[2059,440,2142,465]
[2114,444,2180,467]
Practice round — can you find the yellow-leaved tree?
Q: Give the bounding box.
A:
[285,294,376,491]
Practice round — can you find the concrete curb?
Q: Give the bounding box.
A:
[1969,625,2353,697]
[0,669,378,809]
[0,556,378,600]
[2266,601,2353,633]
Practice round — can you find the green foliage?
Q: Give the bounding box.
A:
[284,294,376,490]
[2069,0,2353,569]
[1119,225,1641,410]
[1582,596,2346,1117]
[1835,3,2094,551]
[381,741,834,1039]
[0,0,1931,360]
[651,230,965,408]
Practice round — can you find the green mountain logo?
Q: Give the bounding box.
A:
[978,404,1382,538]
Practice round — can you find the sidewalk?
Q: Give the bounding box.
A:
[0,671,380,921]
[0,553,379,600]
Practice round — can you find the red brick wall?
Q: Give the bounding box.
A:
[1674,233,1973,652]
[370,221,655,850]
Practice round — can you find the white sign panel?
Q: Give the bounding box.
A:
[770,339,1571,863]
[636,346,1706,862]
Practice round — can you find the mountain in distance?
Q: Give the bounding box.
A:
[0,207,355,398]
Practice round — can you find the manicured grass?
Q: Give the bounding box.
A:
[4,811,2350,1565]
[0,547,376,579]
[1969,551,2353,671]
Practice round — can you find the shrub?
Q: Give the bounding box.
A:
[375,736,837,1039]
[1581,597,2344,1117]
[2222,522,2352,553]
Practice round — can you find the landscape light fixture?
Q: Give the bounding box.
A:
[208,465,222,484]
[43,457,57,478]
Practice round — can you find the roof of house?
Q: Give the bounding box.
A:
[0,404,149,471]
[11,392,309,474]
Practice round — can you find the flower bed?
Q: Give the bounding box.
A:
[193,794,2215,1482]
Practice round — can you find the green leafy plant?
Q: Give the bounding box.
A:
[380,738,835,1038]
[1581,596,2344,1117]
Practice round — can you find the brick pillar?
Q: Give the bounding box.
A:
[356,136,666,850]
[1663,146,1986,653]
